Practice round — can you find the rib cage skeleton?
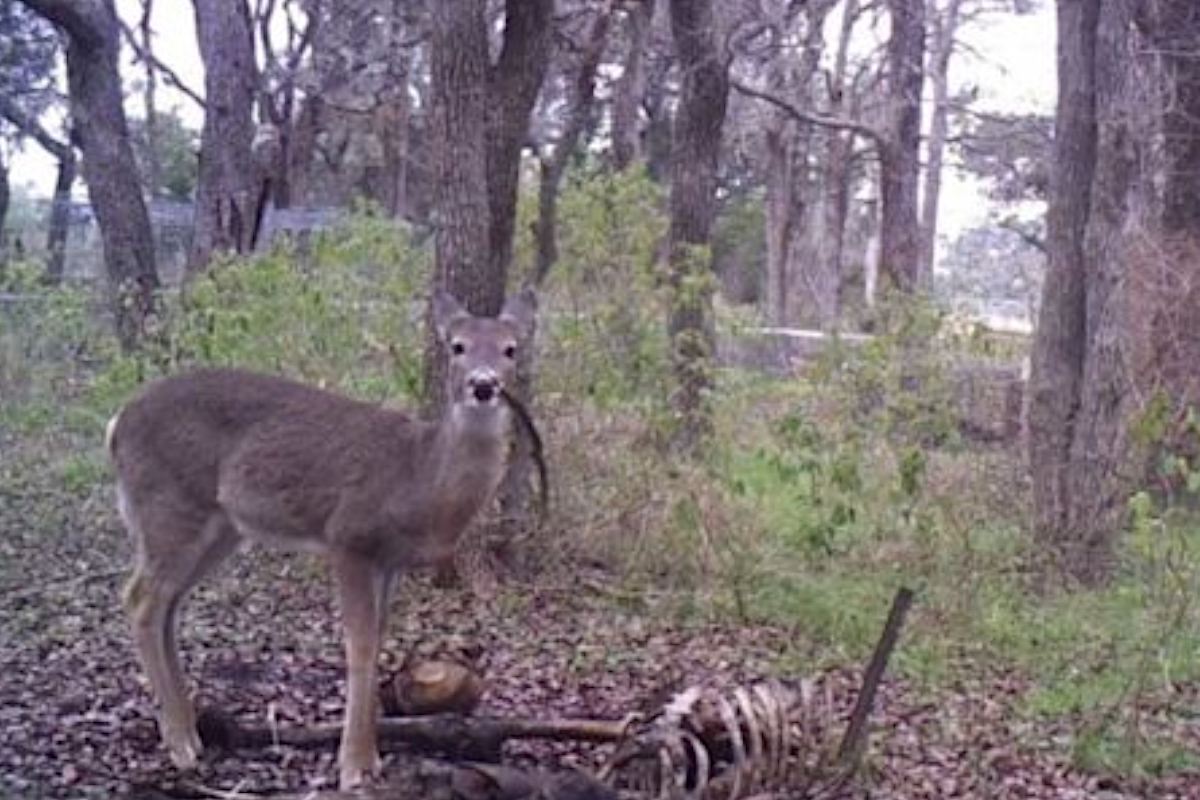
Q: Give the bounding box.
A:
[108,289,537,790]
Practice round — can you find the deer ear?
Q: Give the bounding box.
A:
[499,288,537,339]
[431,290,468,342]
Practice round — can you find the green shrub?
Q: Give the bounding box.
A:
[97,210,430,412]
[0,260,113,428]
[537,166,671,418]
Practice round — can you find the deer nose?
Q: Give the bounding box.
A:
[467,369,500,403]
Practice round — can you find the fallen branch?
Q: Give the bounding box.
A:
[199,709,631,762]
[811,585,915,800]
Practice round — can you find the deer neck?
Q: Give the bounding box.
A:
[429,403,511,502]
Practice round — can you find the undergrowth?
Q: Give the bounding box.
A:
[3,177,1199,782]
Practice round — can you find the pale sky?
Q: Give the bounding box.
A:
[937,5,1056,239]
[7,0,1056,241]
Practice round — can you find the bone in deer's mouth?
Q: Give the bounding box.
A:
[500,387,551,521]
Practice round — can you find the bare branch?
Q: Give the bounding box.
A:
[0,94,73,161]
[997,216,1048,255]
[119,20,206,108]
[730,78,883,146]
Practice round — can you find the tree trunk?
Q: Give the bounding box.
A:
[189,0,262,271]
[1027,0,1099,579]
[427,0,494,423]
[484,0,552,286]
[0,92,78,285]
[642,27,674,182]
[1157,2,1200,239]
[1063,0,1142,584]
[18,0,160,349]
[666,0,728,455]
[612,0,654,170]
[44,153,77,285]
[759,2,836,328]
[763,121,796,326]
[0,151,9,258]
[879,0,925,294]
[1029,0,1200,585]
[819,0,860,323]
[138,0,162,199]
[430,0,493,313]
[535,8,610,284]
[918,0,964,289]
[383,16,412,220]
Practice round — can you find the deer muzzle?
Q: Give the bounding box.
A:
[466,368,501,405]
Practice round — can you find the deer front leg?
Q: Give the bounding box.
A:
[333,555,384,789]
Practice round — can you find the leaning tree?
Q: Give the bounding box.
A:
[16,0,159,349]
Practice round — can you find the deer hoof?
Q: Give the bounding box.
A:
[339,753,383,790]
[165,729,202,771]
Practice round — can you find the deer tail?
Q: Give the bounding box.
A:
[104,411,121,456]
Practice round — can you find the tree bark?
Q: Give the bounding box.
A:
[138,0,162,199]
[44,153,77,284]
[485,0,552,286]
[0,95,76,284]
[879,0,925,294]
[0,96,76,277]
[763,120,797,325]
[764,1,839,328]
[17,0,159,349]
[1029,0,1200,584]
[0,151,9,257]
[1027,0,1098,579]
[430,0,493,317]
[666,0,729,455]
[611,0,654,170]
[534,7,610,284]
[189,0,261,271]
[809,0,860,323]
[918,0,964,288]
[1157,2,1200,239]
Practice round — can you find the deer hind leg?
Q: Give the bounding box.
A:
[120,489,240,770]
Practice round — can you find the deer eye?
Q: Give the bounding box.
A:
[451,341,466,356]
[503,344,516,359]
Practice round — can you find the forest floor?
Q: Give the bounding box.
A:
[1,430,1199,800]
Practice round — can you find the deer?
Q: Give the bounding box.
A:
[106,289,537,789]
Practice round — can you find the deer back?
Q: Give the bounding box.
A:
[109,367,511,567]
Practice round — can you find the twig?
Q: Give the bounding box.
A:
[179,780,260,800]
[731,78,884,146]
[119,20,206,109]
[2,568,125,602]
